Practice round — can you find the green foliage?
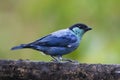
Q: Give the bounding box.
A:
[0,0,120,63]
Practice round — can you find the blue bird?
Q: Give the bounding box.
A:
[11,23,92,62]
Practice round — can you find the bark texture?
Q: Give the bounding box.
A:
[0,60,120,80]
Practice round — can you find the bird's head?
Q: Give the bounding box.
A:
[69,23,92,38]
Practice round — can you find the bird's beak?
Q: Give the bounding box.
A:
[85,27,92,31]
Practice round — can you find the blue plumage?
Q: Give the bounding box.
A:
[11,23,92,62]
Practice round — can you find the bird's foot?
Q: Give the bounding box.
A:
[50,56,79,63]
[51,58,79,64]
[51,59,61,62]
[51,56,62,62]
[62,58,79,63]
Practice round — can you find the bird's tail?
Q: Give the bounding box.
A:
[11,44,28,50]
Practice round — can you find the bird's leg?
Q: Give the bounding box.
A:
[51,56,57,62]
[51,56,61,62]
[57,56,63,61]
[51,56,78,63]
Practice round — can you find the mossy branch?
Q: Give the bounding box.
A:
[0,60,120,80]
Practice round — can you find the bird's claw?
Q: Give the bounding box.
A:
[51,59,61,62]
[51,58,79,63]
[62,58,79,63]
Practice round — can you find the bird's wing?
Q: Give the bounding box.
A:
[31,31,77,47]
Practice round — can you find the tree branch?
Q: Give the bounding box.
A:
[0,60,120,80]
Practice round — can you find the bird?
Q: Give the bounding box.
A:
[11,23,92,62]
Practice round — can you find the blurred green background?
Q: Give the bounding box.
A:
[0,0,120,64]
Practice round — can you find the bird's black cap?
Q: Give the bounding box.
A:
[69,23,92,32]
